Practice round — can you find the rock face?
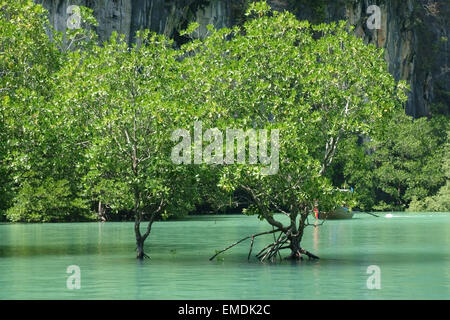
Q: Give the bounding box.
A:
[40,0,449,117]
[278,0,450,118]
[41,0,233,43]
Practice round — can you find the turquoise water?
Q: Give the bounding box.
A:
[0,212,449,299]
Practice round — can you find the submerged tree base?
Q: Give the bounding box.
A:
[285,248,320,261]
[209,229,319,263]
[136,240,150,260]
[136,252,150,260]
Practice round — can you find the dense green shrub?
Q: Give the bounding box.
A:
[6,177,92,222]
[408,130,450,212]
[335,112,449,211]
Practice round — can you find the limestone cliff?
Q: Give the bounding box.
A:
[40,0,233,44]
[39,0,449,117]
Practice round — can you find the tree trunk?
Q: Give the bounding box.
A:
[135,216,150,259]
[136,236,146,260]
[287,233,303,260]
[98,201,106,222]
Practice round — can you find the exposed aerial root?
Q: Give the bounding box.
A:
[209,229,281,261]
[136,252,150,260]
[285,248,319,261]
[209,229,319,262]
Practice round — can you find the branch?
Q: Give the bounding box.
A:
[241,184,288,232]
[124,128,131,146]
[271,201,291,217]
[266,215,288,232]
[256,230,290,261]
[112,134,129,157]
[209,229,281,261]
[142,198,165,241]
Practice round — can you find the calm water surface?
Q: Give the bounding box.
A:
[0,213,449,299]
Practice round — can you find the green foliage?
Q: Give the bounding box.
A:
[331,135,376,211]
[179,1,407,232]
[0,1,99,222]
[0,0,62,221]
[408,129,450,212]
[57,5,98,53]
[408,183,450,212]
[54,30,201,225]
[337,112,449,211]
[371,113,447,210]
[6,177,91,222]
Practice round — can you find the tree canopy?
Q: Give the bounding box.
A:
[0,1,447,260]
[180,1,408,260]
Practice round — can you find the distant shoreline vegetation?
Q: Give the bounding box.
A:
[1,211,449,225]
